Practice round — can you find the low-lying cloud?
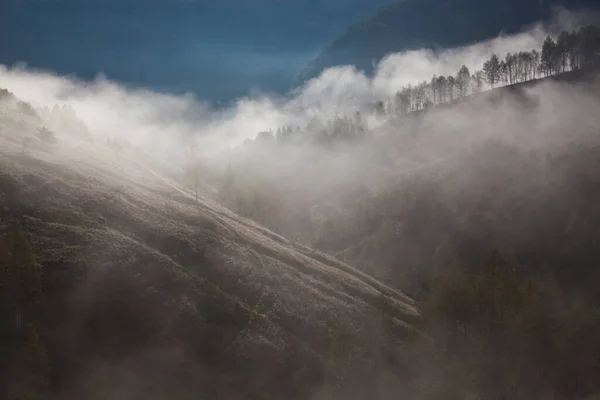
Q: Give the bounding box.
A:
[0,7,595,162]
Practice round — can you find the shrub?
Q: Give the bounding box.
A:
[37,127,57,145]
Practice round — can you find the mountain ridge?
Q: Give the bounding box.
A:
[293,0,600,87]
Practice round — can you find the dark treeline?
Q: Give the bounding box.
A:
[233,24,600,150]
[242,110,368,149]
[377,24,600,115]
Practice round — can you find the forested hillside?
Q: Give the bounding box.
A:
[294,0,600,86]
[206,25,600,399]
[218,25,600,249]
[212,82,600,398]
[373,24,600,115]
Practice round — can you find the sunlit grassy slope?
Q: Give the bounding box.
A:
[0,94,420,399]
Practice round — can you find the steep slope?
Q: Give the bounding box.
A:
[0,98,420,399]
[203,76,600,398]
[293,0,600,86]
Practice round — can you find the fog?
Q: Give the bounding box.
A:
[0,7,593,162]
[2,6,600,400]
[0,7,597,248]
[0,7,597,250]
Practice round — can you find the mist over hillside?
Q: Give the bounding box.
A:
[0,88,421,398]
[1,8,593,156]
[1,9,600,400]
[293,0,600,86]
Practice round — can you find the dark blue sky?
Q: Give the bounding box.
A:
[0,0,392,103]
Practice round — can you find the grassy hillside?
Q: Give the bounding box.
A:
[0,95,420,399]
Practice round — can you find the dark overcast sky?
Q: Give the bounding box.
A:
[0,0,393,103]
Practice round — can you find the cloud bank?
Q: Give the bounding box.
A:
[0,7,594,161]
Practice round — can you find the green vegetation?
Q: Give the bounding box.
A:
[415,250,600,398]
[0,218,49,400]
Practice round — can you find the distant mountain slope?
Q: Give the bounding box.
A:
[0,96,419,398]
[293,0,600,86]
